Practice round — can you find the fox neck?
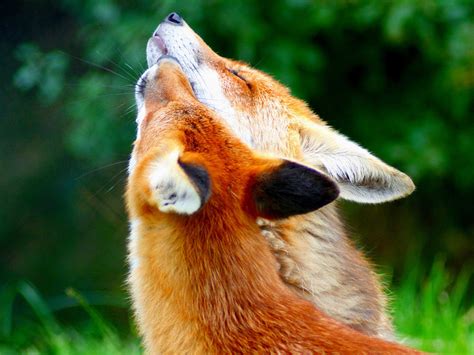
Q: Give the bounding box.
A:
[130,207,293,348]
[185,212,285,302]
[178,210,287,305]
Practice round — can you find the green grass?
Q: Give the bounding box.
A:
[393,257,473,353]
[1,259,472,354]
[0,282,140,354]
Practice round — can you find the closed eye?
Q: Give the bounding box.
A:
[135,75,148,96]
[228,68,251,89]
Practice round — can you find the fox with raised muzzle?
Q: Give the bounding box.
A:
[133,12,416,340]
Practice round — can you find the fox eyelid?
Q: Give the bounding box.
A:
[228,68,251,88]
[135,76,148,95]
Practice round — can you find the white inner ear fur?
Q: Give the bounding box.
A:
[297,119,415,204]
[147,150,202,215]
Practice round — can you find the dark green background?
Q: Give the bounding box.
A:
[1,0,473,331]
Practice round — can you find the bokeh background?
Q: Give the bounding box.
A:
[1,0,473,353]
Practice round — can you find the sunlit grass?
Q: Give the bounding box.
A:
[0,258,472,353]
[393,257,473,353]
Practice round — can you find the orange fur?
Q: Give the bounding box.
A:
[126,59,419,353]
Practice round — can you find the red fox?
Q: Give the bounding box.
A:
[126,55,418,354]
[139,13,416,339]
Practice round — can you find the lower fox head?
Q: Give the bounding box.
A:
[146,13,415,204]
[128,57,339,222]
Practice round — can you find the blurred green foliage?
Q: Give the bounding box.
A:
[14,44,69,104]
[1,0,473,348]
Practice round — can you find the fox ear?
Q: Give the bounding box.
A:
[251,160,339,219]
[297,120,415,204]
[148,150,211,215]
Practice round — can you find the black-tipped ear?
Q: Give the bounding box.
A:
[178,159,211,206]
[253,161,339,219]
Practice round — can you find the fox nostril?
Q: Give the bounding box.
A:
[165,12,183,25]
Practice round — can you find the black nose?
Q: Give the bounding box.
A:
[165,12,183,25]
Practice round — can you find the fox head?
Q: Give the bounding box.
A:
[128,57,339,221]
[145,13,415,204]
